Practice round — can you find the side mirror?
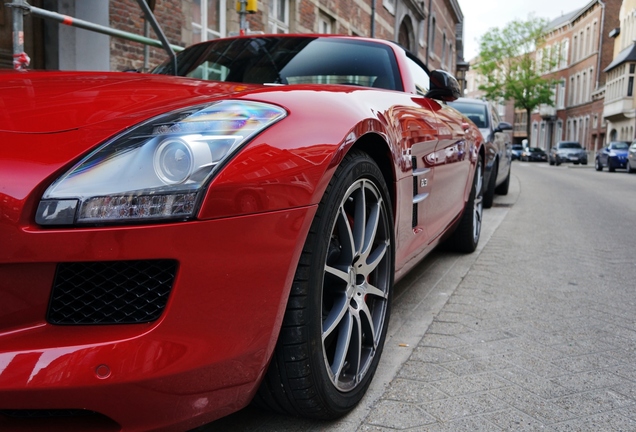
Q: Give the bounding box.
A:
[495,121,513,132]
[425,70,461,101]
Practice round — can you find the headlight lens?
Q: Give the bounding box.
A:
[36,100,286,226]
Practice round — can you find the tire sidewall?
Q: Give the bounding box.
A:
[303,152,395,415]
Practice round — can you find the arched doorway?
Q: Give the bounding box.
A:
[398,17,414,53]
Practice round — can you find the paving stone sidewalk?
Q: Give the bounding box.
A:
[357,168,636,431]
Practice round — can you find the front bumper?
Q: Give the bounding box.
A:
[557,153,587,163]
[609,156,628,168]
[0,208,315,431]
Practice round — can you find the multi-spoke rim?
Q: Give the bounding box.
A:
[473,160,483,243]
[321,178,391,392]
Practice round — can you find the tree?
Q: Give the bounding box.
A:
[475,16,557,143]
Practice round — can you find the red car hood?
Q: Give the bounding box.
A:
[0,71,263,221]
[0,70,259,133]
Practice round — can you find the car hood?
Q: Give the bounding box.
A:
[0,71,261,134]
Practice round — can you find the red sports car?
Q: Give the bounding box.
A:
[0,35,483,431]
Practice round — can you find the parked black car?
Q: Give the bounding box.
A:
[549,141,588,165]
[628,141,636,173]
[521,147,548,162]
[448,98,513,208]
[512,144,524,160]
[595,141,630,172]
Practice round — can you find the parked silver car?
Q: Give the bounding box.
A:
[448,98,513,208]
[628,141,636,173]
[549,141,588,165]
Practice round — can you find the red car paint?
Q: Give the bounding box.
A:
[0,35,482,431]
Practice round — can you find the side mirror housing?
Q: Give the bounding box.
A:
[495,121,513,132]
[425,70,461,101]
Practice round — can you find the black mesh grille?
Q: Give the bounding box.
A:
[47,260,177,325]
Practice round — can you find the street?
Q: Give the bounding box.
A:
[195,162,636,431]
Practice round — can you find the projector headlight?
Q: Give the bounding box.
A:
[36,100,286,226]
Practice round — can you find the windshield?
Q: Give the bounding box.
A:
[610,142,629,150]
[152,37,403,91]
[448,101,489,129]
[558,142,582,149]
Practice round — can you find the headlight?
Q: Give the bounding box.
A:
[36,101,286,226]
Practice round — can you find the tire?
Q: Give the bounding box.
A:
[608,158,616,172]
[495,164,511,196]
[483,162,496,209]
[595,158,603,171]
[628,160,635,173]
[549,159,555,166]
[255,151,394,419]
[446,155,484,253]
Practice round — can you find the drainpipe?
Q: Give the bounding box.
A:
[596,0,606,146]
[596,0,605,90]
[426,0,433,67]
[371,0,376,38]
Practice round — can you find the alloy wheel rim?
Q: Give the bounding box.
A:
[473,161,483,243]
[321,178,391,392]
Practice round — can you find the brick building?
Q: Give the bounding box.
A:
[603,0,636,142]
[531,0,620,153]
[0,0,467,87]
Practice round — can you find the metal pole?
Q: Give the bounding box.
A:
[10,0,30,70]
[370,0,376,38]
[239,0,247,36]
[135,0,177,73]
[6,1,184,53]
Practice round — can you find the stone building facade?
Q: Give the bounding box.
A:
[603,0,636,142]
[0,0,467,86]
[531,0,620,153]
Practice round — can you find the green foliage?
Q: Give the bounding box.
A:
[475,15,559,140]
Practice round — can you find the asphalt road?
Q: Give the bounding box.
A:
[194,162,636,431]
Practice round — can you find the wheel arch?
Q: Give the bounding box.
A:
[349,132,396,218]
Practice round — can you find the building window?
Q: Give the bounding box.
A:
[192,0,226,43]
[561,38,569,69]
[318,12,334,34]
[419,20,426,47]
[383,0,396,15]
[557,79,566,109]
[269,0,289,34]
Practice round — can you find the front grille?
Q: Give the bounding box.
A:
[47,260,177,325]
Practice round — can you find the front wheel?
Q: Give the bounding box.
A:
[595,158,603,171]
[608,158,616,172]
[495,164,511,196]
[446,155,483,253]
[255,151,394,419]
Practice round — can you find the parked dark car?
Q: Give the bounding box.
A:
[628,141,636,173]
[448,97,513,208]
[512,144,524,160]
[550,141,588,165]
[521,147,548,162]
[595,141,630,172]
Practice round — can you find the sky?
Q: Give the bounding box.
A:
[457,0,593,60]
